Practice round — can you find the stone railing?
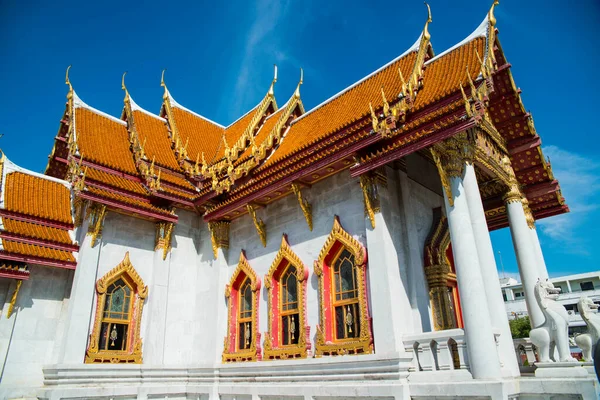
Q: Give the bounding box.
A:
[403,328,469,373]
[513,337,538,374]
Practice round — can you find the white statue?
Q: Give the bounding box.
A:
[574,297,600,361]
[529,279,577,363]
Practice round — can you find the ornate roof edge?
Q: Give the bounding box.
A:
[292,33,422,125]
[163,88,225,129]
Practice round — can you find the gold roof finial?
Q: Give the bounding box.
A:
[65,65,73,99]
[381,86,390,117]
[423,2,432,41]
[294,68,303,98]
[121,71,130,100]
[160,68,168,100]
[268,64,278,96]
[488,0,499,28]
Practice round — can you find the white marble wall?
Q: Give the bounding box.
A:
[0,265,72,398]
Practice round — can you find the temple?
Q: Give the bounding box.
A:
[0,2,595,400]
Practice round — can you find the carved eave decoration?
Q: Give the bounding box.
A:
[370,3,433,139]
[6,280,22,319]
[247,204,267,247]
[86,202,107,247]
[263,235,311,360]
[314,216,372,357]
[85,252,148,364]
[155,221,175,260]
[291,182,312,231]
[359,174,381,229]
[223,251,262,362]
[208,220,230,258]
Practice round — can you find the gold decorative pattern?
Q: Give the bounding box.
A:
[223,251,262,362]
[314,216,373,357]
[208,221,230,258]
[522,197,535,229]
[73,197,86,228]
[359,174,380,229]
[155,222,174,260]
[6,280,22,319]
[85,252,147,364]
[246,204,267,247]
[263,235,310,360]
[87,203,107,247]
[291,183,312,231]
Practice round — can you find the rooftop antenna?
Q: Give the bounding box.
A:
[498,250,506,279]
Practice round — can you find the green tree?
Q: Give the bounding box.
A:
[509,316,532,339]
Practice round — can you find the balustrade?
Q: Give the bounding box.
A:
[403,329,470,373]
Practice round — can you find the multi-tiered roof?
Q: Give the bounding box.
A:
[22,1,564,262]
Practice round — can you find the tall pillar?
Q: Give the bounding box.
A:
[504,187,545,328]
[529,222,550,282]
[60,205,103,363]
[432,137,501,379]
[361,171,414,355]
[462,163,520,377]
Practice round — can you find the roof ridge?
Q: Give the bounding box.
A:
[129,95,166,121]
[72,91,127,126]
[292,33,423,125]
[425,15,489,65]
[225,104,259,129]
[167,90,225,129]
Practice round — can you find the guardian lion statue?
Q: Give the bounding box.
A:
[574,296,600,360]
[529,279,577,362]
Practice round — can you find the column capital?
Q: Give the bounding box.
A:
[431,131,475,206]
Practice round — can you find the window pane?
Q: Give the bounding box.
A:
[99,322,110,350]
[105,323,128,351]
[335,306,345,340]
[285,268,298,304]
[239,322,252,350]
[241,280,252,313]
[282,313,299,346]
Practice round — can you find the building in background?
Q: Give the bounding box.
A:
[501,272,600,335]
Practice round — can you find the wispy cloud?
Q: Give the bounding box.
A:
[226,0,292,121]
[537,145,600,255]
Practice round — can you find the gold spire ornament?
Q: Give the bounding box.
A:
[65,65,73,95]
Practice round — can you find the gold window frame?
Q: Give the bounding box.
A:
[86,252,148,364]
[314,216,373,357]
[222,251,261,362]
[264,235,310,360]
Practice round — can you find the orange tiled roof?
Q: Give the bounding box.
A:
[132,110,181,171]
[171,107,225,162]
[2,239,75,262]
[414,37,485,110]
[75,107,138,175]
[3,218,73,245]
[159,169,196,190]
[86,167,148,195]
[4,172,72,224]
[160,185,197,201]
[87,186,172,216]
[265,52,418,166]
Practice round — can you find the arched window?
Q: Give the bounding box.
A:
[223,251,261,362]
[86,252,147,363]
[314,216,372,357]
[264,235,310,359]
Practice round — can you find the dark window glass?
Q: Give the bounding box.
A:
[238,277,253,350]
[581,281,594,291]
[282,313,299,345]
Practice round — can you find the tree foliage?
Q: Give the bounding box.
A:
[509,316,532,339]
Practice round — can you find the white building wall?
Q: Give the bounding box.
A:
[0,265,72,397]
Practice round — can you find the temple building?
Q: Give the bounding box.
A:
[0,2,596,399]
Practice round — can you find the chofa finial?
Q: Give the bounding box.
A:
[160,68,167,88]
[268,64,278,96]
[294,68,304,98]
[488,0,499,28]
[121,71,129,98]
[65,65,73,99]
[423,2,432,40]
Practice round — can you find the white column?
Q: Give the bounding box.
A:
[60,216,102,363]
[364,170,413,355]
[443,173,501,379]
[566,280,572,293]
[462,164,520,377]
[142,246,171,364]
[529,226,549,281]
[505,198,545,328]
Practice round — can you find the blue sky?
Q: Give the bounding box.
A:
[0,0,598,279]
